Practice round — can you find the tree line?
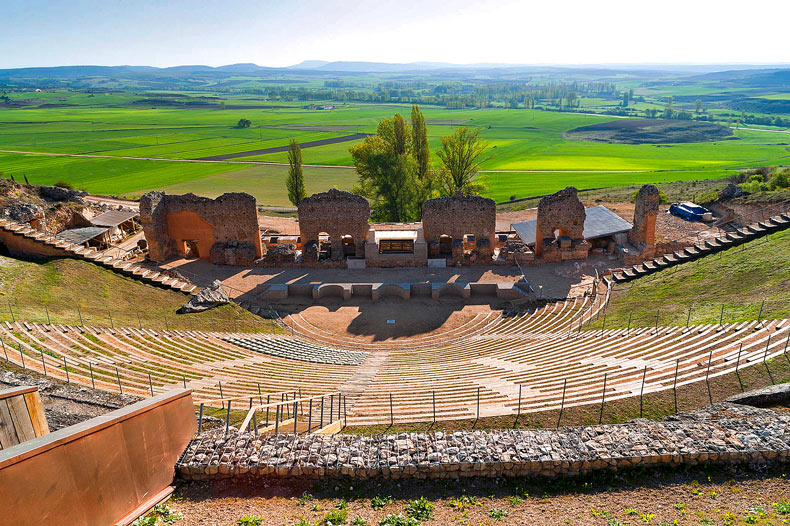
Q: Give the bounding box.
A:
[285,105,488,222]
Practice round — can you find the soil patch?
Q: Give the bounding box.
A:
[565,119,734,144]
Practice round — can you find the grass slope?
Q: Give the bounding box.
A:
[598,227,790,329]
[0,255,277,332]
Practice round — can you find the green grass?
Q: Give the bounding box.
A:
[2,95,790,201]
[596,227,790,330]
[0,255,277,332]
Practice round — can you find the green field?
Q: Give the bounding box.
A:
[1,92,789,205]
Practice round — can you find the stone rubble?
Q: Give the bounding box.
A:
[177,408,790,481]
[178,279,231,313]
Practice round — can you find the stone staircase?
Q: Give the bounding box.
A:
[612,212,790,284]
[0,218,197,294]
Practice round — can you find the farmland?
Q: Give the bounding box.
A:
[1,85,789,205]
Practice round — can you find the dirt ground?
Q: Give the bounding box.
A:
[288,302,495,343]
[167,466,790,526]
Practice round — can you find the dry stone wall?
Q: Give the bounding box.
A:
[140,191,262,265]
[298,189,370,262]
[177,404,790,481]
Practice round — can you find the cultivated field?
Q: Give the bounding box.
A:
[2,92,789,205]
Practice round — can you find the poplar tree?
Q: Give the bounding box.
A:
[436,127,487,196]
[410,105,430,180]
[286,139,306,206]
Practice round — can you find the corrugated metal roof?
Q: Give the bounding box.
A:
[55,227,108,245]
[512,206,633,246]
[90,209,139,228]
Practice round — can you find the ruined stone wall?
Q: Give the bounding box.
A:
[140,191,262,265]
[297,189,370,261]
[629,184,660,247]
[422,193,496,261]
[534,187,588,260]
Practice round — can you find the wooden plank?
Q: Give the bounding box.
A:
[6,395,36,443]
[0,399,20,449]
[23,392,49,437]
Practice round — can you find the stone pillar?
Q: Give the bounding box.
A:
[629,185,659,247]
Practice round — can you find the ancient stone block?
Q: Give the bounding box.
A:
[139,191,262,264]
[629,184,660,247]
[297,189,370,261]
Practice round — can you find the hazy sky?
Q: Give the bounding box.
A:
[2,0,789,68]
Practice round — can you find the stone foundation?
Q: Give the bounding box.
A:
[177,404,789,481]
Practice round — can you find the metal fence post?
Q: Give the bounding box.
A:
[389,393,394,428]
[182,376,187,388]
[515,384,522,426]
[267,395,271,426]
[78,306,83,326]
[164,312,169,331]
[257,383,263,404]
[1,339,7,361]
[225,400,231,435]
[89,362,95,389]
[719,304,725,328]
[45,305,50,325]
[219,381,224,409]
[343,396,347,427]
[293,401,298,434]
[557,379,566,428]
[18,343,24,369]
[148,373,153,396]
[599,373,607,424]
[654,311,659,334]
[108,310,113,329]
[626,312,632,338]
[39,349,46,376]
[115,366,122,394]
[198,403,204,433]
[673,359,680,414]
[686,307,692,328]
[476,387,480,422]
[705,349,713,405]
[319,396,323,429]
[757,299,765,324]
[639,365,647,418]
[308,398,313,434]
[432,390,436,425]
[274,405,280,435]
[63,356,69,384]
[137,311,142,329]
[600,312,606,337]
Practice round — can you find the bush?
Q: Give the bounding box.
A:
[631,189,668,204]
[323,509,348,525]
[405,497,434,521]
[53,180,73,190]
[238,516,264,526]
[377,515,419,526]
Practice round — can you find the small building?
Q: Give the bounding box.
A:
[89,209,140,243]
[55,226,110,250]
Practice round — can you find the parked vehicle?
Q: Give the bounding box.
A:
[669,202,713,222]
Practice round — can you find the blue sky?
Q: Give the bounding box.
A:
[2,0,789,68]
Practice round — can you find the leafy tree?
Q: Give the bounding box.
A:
[286,139,306,206]
[694,99,704,113]
[410,105,430,180]
[436,127,487,196]
[236,118,251,128]
[662,97,674,119]
[350,114,425,222]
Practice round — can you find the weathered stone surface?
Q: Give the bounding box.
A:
[264,243,296,264]
[178,406,790,481]
[535,187,587,260]
[725,382,790,408]
[628,184,660,247]
[298,189,370,261]
[178,279,230,313]
[422,192,496,262]
[38,185,86,202]
[719,183,744,200]
[140,191,262,264]
[3,202,44,223]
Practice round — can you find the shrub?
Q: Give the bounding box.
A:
[509,195,516,201]
[238,516,264,526]
[323,509,348,525]
[774,499,790,514]
[488,507,509,521]
[405,497,434,521]
[377,515,419,526]
[370,496,393,510]
[351,517,368,526]
[53,180,73,190]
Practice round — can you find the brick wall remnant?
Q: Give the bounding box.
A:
[534,186,588,260]
[629,184,660,247]
[422,192,496,262]
[297,189,370,262]
[139,191,262,265]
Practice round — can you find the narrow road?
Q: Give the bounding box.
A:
[194,132,371,161]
